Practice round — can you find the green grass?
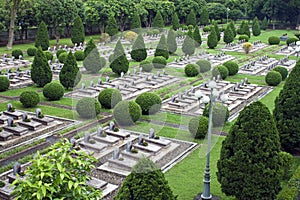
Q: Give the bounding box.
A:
[226,74,266,85]
[259,83,284,111]
[141,112,193,126]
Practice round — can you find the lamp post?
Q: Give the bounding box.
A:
[226,8,230,24]
[195,80,228,200]
[296,41,300,61]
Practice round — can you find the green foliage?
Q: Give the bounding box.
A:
[12,49,23,58]
[43,82,64,101]
[229,21,236,37]
[58,52,68,63]
[184,64,200,77]
[286,37,299,46]
[76,97,101,119]
[27,47,37,56]
[98,88,122,109]
[273,66,288,80]
[84,39,96,58]
[212,65,229,80]
[155,34,169,59]
[152,56,167,69]
[268,36,280,45]
[213,21,220,41]
[106,16,118,38]
[140,60,153,72]
[188,116,208,139]
[172,13,180,30]
[238,34,249,42]
[113,100,142,126]
[274,61,300,152]
[131,34,147,62]
[0,181,5,188]
[196,60,211,73]
[44,51,53,61]
[71,16,85,45]
[294,33,300,40]
[265,71,282,86]
[223,25,234,44]
[12,139,101,200]
[182,34,195,55]
[59,52,81,89]
[261,16,268,30]
[35,21,49,51]
[56,49,66,58]
[217,101,282,200]
[203,102,229,127]
[243,22,251,38]
[152,11,164,30]
[200,7,209,25]
[135,92,162,115]
[130,13,141,32]
[0,76,10,91]
[202,26,210,32]
[110,40,129,75]
[167,30,177,54]
[186,9,196,26]
[278,151,294,180]
[83,42,104,73]
[237,20,246,35]
[74,50,85,61]
[252,17,261,36]
[223,61,239,76]
[115,157,176,200]
[207,27,218,49]
[20,91,40,108]
[193,26,202,47]
[31,48,52,87]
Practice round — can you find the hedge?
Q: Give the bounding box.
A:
[140,60,153,72]
[12,49,23,58]
[27,47,37,56]
[223,61,239,76]
[135,92,162,115]
[265,71,282,86]
[58,52,68,63]
[56,49,67,58]
[268,36,280,45]
[98,88,122,109]
[188,116,209,139]
[113,100,142,126]
[152,56,167,68]
[185,64,200,77]
[0,76,10,91]
[238,35,249,42]
[76,97,101,119]
[43,82,64,101]
[20,91,40,108]
[273,66,288,80]
[196,60,211,73]
[212,65,229,80]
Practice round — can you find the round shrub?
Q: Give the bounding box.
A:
[98,88,122,109]
[152,56,167,68]
[223,61,239,76]
[196,60,211,73]
[286,37,299,46]
[12,49,23,58]
[113,100,142,126]
[27,47,37,56]
[44,51,53,61]
[76,97,101,119]
[273,66,288,80]
[265,71,282,86]
[140,60,153,72]
[0,76,10,91]
[212,65,229,80]
[188,25,194,30]
[135,92,162,115]
[185,63,200,77]
[153,29,160,35]
[203,26,210,32]
[74,50,85,61]
[238,35,249,42]
[43,82,64,100]
[56,49,67,58]
[188,116,209,139]
[20,91,40,108]
[58,52,68,63]
[203,102,229,127]
[268,36,280,45]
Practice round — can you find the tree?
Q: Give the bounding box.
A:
[171,12,180,30]
[152,11,164,29]
[35,21,49,51]
[193,26,202,47]
[84,39,96,58]
[31,47,52,87]
[6,0,22,49]
[71,16,85,45]
[200,7,209,25]
[229,21,236,37]
[115,157,176,200]
[59,52,81,89]
[167,29,177,54]
[106,15,118,39]
[252,17,261,36]
[155,34,169,59]
[130,13,141,32]
[213,21,220,41]
[130,34,147,62]
[243,21,251,38]
[186,9,196,26]
[217,101,282,200]
[223,25,234,44]
[182,34,195,55]
[274,61,300,153]
[238,20,246,35]
[207,3,226,20]
[228,9,244,21]
[261,16,268,30]
[110,40,129,75]
[12,139,101,199]
[83,44,103,73]
[207,27,218,49]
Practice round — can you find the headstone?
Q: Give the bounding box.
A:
[171,95,176,102]
[149,128,155,139]
[36,108,42,118]
[81,83,86,89]
[97,126,103,137]
[84,132,90,143]
[127,71,131,76]
[7,118,13,127]
[126,141,133,152]
[7,103,13,112]
[90,81,94,88]
[113,148,120,159]
[133,69,137,74]
[120,72,124,78]
[22,113,28,122]
[70,138,76,148]
[109,121,115,131]
[138,134,144,145]
[106,76,110,82]
[162,69,166,75]
[157,71,160,77]
[98,79,102,85]
[178,92,182,99]
[13,162,21,176]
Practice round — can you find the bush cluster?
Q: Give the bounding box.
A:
[140,60,153,72]
[212,65,229,80]
[196,60,211,73]
[135,92,162,115]
[74,50,85,61]
[188,116,209,139]
[76,97,101,119]
[223,61,239,76]
[43,82,64,101]
[203,103,229,127]
[265,71,282,86]
[27,47,37,56]
[273,66,288,80]
[98,88,122,109]
[20,91,40,108]
[152,56,167,68]
[184,64,200,77]
[12,49,23,58]
[113,100,142,126]
[268,36,280,45]
[0,76,10,91]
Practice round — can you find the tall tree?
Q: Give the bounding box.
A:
[152,11,164,29]
[261,16,268,30]
[217,101,282,200]
[35,21,49,51]
[186,9,196,26]
[59,52,81,89]
[110,40,129,75]
[193,26,202,47]
[71,16,85,45]
[200,7,209,25]
[252,17,261,36]
[131,34,147,62]
[223,25,234,44]
[229,21,236,37]
[130,13,141,32]
[155,34,169,59]
[6,0,22,49]
[171,12,180,30]
[207,26,218,49]
[213,21,220,41]
[106,15,118,39]
[182,33,195,55]
[243,21,251,38]
[274,61,300,153]
[167,29,177,54]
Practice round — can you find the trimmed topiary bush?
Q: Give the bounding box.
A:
[58,52,68,63]
[35,21,49,51]
[152,11,164,30]
[268,36,280,45]
[172,13,180,30]
[152,56,167,69]
[110,40,129,75]
[43,82,64,101]
[44,51,53,61]
[12,49,23,58]
[130,34,147,62]
[167,30,177,54]
[182,34,195,55]
[155,35,169,59]
[140,60,153,72]
[76,97,101,119]
[188,116,208,139]
[286,37,299,46]
[71,16,85,45]
[203,26,210,32]
[238,35,249,42]
[207,27,218,49]
[56,49,67,58]
[74,50,85,61]
[59,52,81,89]
[273,66,288,80]
[20,91,40,108]
[113,100,142,126]
[135,92,162,115]
[223,61,239,76]
[27,47,37,56]
[196,60,211,73]
[212,65,229,80]
[265,71,282,86]
[185,64,200,77]
[203,102,229,127]
[98,88,122,109]
[0,76,10,91]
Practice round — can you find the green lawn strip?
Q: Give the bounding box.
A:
[226,74,266,85]
[0,85,41,97]
[259,83,284,112]
[141,112,193,126]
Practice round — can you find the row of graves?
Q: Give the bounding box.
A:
[274,42,298,56]
[0,122,197,200]
[239,55,296,76]
[0,104,77,151]
[66,70,182,100]
[2,68,33,89]
[168,51,236,69]
[0,55,31,71]
[222,40,268,53]
[161,76,271,120]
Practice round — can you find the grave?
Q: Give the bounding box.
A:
[222,40,268,53]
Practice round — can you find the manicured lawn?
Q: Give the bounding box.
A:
[259,83,284,111]
[226,73,266,85]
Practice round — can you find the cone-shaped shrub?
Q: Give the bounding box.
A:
[35,21,49,51]
[130,13,141,32]
[155,35,169,59]
[252,17,261,36]
[182,35,195,55]
[207,27,218,49]
[59,52,81,89]
[186,10,196,26]
[152,11,164,30]
[83,40,104,73]
[223,25,234,44]
[200,7,209,25]
[193,26,202,47]
[106,16,118,39]
[172,13,180,30]
[110,40,129,75]
[131,34,147,62]
[71,16,85,45]
[167,30,177,54]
